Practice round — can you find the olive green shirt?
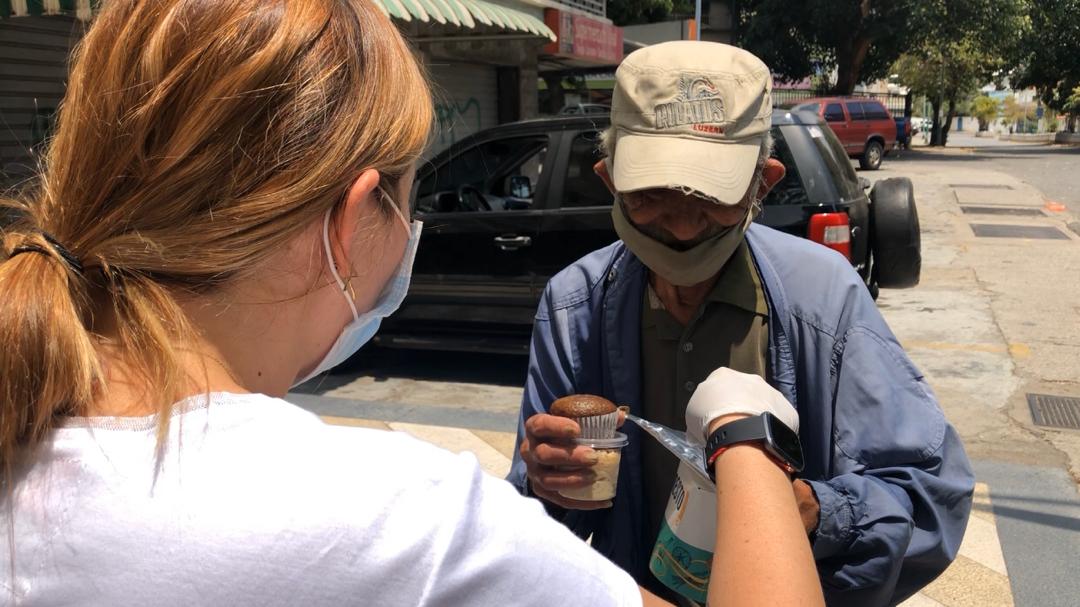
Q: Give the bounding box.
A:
[640,242,770,550]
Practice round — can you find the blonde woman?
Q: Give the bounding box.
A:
[0,1,822,605]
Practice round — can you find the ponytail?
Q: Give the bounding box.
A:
[0,220,100,486]
[0,210,203,487]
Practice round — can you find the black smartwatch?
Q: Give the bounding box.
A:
[704,412,805,481]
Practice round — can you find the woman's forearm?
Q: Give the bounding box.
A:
[707,445,824,607]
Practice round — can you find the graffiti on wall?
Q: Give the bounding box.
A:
[434,97,482,148]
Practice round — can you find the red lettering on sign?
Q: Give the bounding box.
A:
[544,9,623,64]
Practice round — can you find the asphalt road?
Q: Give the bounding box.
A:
[931,132,1080,219]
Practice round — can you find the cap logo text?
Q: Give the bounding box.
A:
[654,77,725,130]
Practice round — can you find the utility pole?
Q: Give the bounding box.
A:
[695,0,703,40]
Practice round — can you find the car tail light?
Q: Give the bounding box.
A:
[808,213,851,260]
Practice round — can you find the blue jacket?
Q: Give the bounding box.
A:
[508,225,974,606]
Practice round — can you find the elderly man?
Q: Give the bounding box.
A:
[508,41,974,606]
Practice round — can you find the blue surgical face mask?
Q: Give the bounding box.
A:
[293,187,422,386]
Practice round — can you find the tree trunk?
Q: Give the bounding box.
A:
[930,97,944,146]
[941,98,957,146]
[832,1,873,95]
[833,35,873,95]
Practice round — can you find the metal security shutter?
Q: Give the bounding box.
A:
[428,61,498,154]
[0,15,83,177]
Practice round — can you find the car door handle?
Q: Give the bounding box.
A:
[494,235,532,250]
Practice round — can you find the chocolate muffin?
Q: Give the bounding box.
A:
[550,394,617,419]
[550,394,627,501]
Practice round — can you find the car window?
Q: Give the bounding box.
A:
[762,126,811,207]
[863,101,890,120]
[823,103,845,122]
[416,136,548,213]
[846,101,866,121]
[807,124,862,202]
[562,132,612,208]
[794,102,820,115]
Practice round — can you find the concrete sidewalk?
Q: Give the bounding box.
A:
[869,153,1080,484]
[867,151,1080,606]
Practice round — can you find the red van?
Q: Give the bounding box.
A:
[793,97,897,170]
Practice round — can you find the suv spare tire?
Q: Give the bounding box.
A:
[870,177,921,288]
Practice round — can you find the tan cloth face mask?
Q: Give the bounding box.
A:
[611,195,753,287]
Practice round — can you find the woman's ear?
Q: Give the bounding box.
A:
[330,169,381,271]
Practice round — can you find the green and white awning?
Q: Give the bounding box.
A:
[1,0,555,41]
[372,0,555,40]
[0,0,97,20]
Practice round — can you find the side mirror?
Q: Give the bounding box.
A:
[858,177,872,191]
[509,175,533,199]
[434,191,458,213]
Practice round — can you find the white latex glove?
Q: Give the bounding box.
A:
[685,367,800,445]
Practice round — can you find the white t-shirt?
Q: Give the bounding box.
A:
[0,393,640,606]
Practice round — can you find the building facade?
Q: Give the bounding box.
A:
[2,0,626,170]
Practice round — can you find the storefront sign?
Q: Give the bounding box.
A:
[544,9,623,65]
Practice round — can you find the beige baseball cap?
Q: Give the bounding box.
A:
[609,41,772,205]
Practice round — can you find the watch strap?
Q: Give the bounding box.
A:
[707,445,796,479]
[704,414,802,481]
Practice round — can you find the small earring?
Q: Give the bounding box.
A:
[344,275,357,301]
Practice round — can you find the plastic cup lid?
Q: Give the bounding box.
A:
[573,432,629,449]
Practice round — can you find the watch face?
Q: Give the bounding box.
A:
[765,412,805,472]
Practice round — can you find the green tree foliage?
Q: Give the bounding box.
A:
[1065,85,1080,131]
[1013,0,1080,116]
[737,0,1026,97]
[971,95,1001,131]
[890,0,1026,145]
[737,0,917,94]
[1002,94,1037,131]
[1066,86,1080,114]
[607,0,693,26]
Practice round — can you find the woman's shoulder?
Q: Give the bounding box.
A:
[189,392,461,483]
[44,392,642,605]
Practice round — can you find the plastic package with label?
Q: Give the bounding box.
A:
[627,413,716,606]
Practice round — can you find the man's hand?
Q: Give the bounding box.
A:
[793,479,820,535]
[519,413,612,510]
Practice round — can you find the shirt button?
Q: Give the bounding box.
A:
[684,381,696,392]
[683,342,694,353]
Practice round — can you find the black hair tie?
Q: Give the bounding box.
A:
[8,231,84,275]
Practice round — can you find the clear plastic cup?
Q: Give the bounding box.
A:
[558,432,629,502]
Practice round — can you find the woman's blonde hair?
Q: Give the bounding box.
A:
[0,0,433,484]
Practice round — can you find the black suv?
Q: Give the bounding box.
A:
[375,110,919,354]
